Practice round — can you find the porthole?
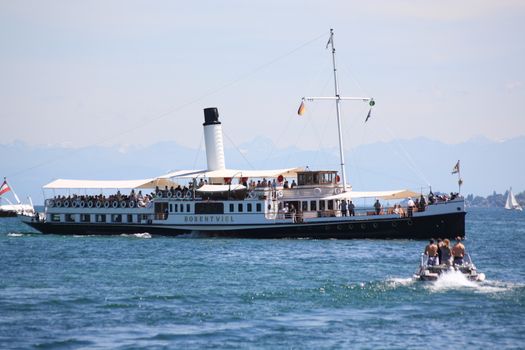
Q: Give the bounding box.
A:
[348,224,353,230]
[392,222,398,228]
[361,223,366,230]
[372,223,378,229]
[407,220,413,226]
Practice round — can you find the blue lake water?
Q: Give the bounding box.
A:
[1,208,524,349]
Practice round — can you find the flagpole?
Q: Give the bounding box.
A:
[328,29,349,192]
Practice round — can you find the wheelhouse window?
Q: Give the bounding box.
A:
[310,201,317,211]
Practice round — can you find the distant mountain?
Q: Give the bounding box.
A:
[2,136,524,205]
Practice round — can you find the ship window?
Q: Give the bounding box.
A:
[174,204,178,213]
[319,200,326,211]
[310,201,317,211]
[302,201,308,211]
[256,203,262,212]
[65,214,75,222]
[313,173,319,184]
[127,214,133,223]
[180,204,184,213]
[96,214,106,223]
[112,214,122,223]
[81,214,90,223]
[51,214,61,222]
[328,200,334,210]
[186,204,191,213]
[247,203,252,212]
[195,202,224,214]
[230,203,234,212]
[238,203,243,212]
[169,204,173,212]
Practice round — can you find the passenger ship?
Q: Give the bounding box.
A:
[22,30,466,239]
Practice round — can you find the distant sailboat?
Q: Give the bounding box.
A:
[505,188,523,211]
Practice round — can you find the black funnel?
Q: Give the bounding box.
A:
[203,107,221,126]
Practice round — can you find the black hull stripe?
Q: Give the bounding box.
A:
[24,212,466,240]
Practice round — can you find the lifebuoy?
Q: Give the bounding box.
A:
[112,201,118,208]
[334,187,342,194]
[157,191,163,198]
[335,175,341,183]
[277,175,284,183]
[184,191,192,199]
[248,190,256,199]
[314,188,322,195]
[79,201,85,208]
[46,199,54,208]
[167,191,173,198]
[88,201,94,208]
[129,200,135,208]
[276,190,284,198]
[72,201,78,208]
[120,201,127,208]
[175,191,182,199]
[63,200,70,208]
[56,201,62,207]
[95,201,101,208]
[104,201,110,208]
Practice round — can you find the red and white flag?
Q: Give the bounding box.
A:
[0,180,11,196]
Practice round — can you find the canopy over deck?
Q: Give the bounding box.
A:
[43,178,178,190]
[325,189,421,201]
[196,184,246,192]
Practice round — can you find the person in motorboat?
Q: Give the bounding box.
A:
[407,197,415,217]
[424,239,439,266]
[374,199,382,215]
[436,238,443,264]
[452,236,465,266]
[439,238,452,266]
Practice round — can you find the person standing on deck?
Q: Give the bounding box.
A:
[348,201,355,216]
[341,200,348,216]
[374,199,382,215]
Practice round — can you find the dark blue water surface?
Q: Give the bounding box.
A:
[1,208,524,349]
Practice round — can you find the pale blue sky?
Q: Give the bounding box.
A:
[1,0,524,152]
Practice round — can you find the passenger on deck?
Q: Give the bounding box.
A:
[283,180,289,189]
[348,200,355,216]
[291,180,297,188]
[452,236,465,266]
[290,204,297,223]
[428,191,435,204]
[374,199,382,215]
[424,239,439,266]
[407,197,415,217]
[341,199,348,216]
[440,239,452,265]
[198,178,204,187]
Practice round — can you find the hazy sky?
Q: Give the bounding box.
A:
[1,0,524,152]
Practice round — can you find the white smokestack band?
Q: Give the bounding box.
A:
[203,108,226,171]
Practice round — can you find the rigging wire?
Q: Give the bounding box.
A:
[222,129,255,170]
[8,31,329,178]
[192,133,205,170]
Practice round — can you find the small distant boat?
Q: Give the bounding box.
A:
[414,254,485,282]
[0,178,35,217]
[505,187,522,211]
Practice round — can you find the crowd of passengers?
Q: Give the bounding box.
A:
[50,189,155,208]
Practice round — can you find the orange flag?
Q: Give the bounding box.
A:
[297,100,306,116]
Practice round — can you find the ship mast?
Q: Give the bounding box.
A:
[302,29,374,192]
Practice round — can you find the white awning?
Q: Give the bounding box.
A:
[196,184,246,192]
[160,167,304,179]
[43,178,178,190]
[324,189,421,201]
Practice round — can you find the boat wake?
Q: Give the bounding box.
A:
[7,232,25,237]
[120,232,152,239]
[425,270,514,294]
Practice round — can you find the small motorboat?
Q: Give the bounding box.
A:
[414,253,485,282]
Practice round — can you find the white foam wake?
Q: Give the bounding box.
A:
[120,232,152,239]
[7,232,24,237]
